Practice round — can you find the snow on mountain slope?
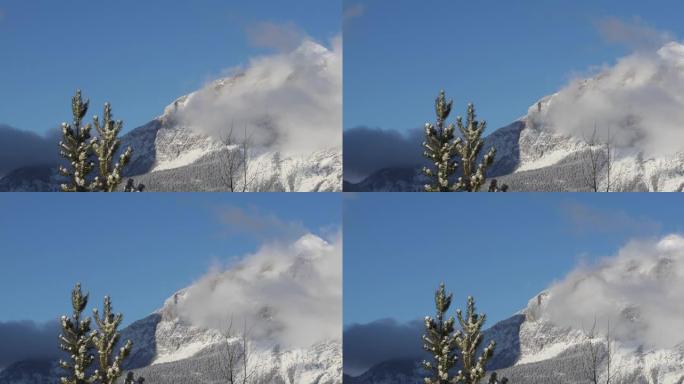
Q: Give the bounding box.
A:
[126,339,341,384]
[120,38,342,191]
[125,233,342,382]
[120,287,341,383]
[513,235,684,382]
[495,42,684,191]
[126,146,341,192]
[503,290,684,383]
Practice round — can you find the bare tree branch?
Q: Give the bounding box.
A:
[581,316,617,384]
[582,123,614,192]
[605,127,613,192]
[215,317,263,384]
[217,125,259,192]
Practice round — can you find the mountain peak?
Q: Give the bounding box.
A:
[655,233,684,251]
[294,39,331,56]
[293,233,331,254]
[657,40,684,62]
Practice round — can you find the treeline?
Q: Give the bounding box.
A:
[128,150,336,192]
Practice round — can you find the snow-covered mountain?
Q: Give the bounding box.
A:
[0,296,341,384]
[346,236,684,384]
[346,292,684,384]
[0,40,341,192]
[0,234,342,384]
[345,42,684,192]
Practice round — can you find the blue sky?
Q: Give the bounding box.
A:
[343,193,683,327]
[344,0,684,133]
[0,193,340,325]
[0,0,340,134]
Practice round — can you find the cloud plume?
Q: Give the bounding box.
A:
[245,21,306,52]
[597,17,674,51]
[546,234,684,349]
[560,201,661,236]
[343,3,366,23]
[176,233,341,349]
[216,205,306,241]
[175,36,341,155]
[539,26,684,156]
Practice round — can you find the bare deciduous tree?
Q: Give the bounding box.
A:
[218,126,258,192]
[216,318,262,384]
[582,124,614,192]
[604,127,614,192]
[581,317,617,384]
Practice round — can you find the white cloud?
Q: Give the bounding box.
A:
[597,16,674,51]
[245,21,305,52]
[216,205,306,241]
[343,4,365,23]
[176,232,342,348]
[560,201,661,236]
[546,234,684,349]
[540,41,684,156]
[175,35,341,155]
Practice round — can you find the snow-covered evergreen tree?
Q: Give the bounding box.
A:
[59,90,133,192]
[91,102,132,192]
[422,283,459,384]
[453,296,495,384]
[422,91,459,192]
[422,91,496,192]
[423,286,497,384]
[452,104,495,192]
[58,283,96,384]
[92,296,132,384]
[58,283,134,384]
[59,91,96,192]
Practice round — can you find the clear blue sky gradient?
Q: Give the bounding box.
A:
[0,193,340,325]
[344,0,684,133]
[343,193,684,327]
[0,0,340,134]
